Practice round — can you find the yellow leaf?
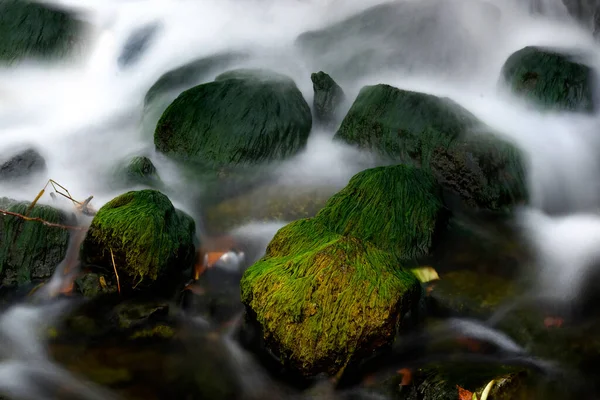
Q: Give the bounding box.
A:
[480,380,495,400]
[410,266,440,283]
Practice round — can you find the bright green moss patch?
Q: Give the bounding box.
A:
[241,218,420,376]
[315,165,446,262]
[334,84,527,210]
[0,0,86,63]
[80,190,196,291]
[0,197,72,285]
[154,68,312,168]
[501,46,595,113]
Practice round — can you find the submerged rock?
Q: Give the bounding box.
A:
[311,71,345,127]
[316,165,447,262]
[334,84,527,211]
[0,0,86,63]
[154,68,312,168]
[241,218,420,376]
[295,0,500,82]
[0,197,73,286]
[0,147,46,181]
[118,21,161,69]
[80,190,196,293]
[500,46,596,113]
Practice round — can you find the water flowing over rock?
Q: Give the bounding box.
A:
[311,71,345,127]
[500,46,596,113]
[295,0,501,83]
[0,197,73,286]
[80,190,196,294]
[118,22,161,69]
[334,84,527,212]
[0,147,46,182]
[0,0,86,63]
[154,68,312,168]
[113,156,162,189]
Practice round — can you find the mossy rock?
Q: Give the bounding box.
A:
[0,0,86,63]
[154,68,312,168]
[334,85,527,211]
[113,156,162,189]
[80,190,196,293]
[202,184,336,235]
[315,165,447,263]
[311,71,345,126]
[0,197,73,286]
[295,0,500,82]
[500,46,596,113]
[241,218,420,376]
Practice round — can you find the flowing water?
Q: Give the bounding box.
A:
[1,0,600,398]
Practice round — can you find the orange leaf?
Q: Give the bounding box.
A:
[457,385,474,400]
[397,368,412,386]
[544,317,564,328]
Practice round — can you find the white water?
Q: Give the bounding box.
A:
[1,0,600,397]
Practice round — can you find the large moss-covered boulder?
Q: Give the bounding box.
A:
[295,0,500,82]
[241,218,420,376]
[334,85,527,211]
[0,0,86,63]
[0,197,73,286]
[316,165,447,262]
[500,46,595,113]
[311,71,345,127]
[154,68,312,168]
[80,190,196,293]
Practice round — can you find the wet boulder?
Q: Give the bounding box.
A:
[295,0,501,83]
[117,21,161,69]
[154,68,312,168]
[80,190,197,293]
[0,197,73,286]
[0,147,46,181]
[500,46,596,113]
[241,218,420,376]
[334,84,527,211]
[315,165,447,262]
[311,71,345,127]
[0,0,86,63]
[113,156,162,189]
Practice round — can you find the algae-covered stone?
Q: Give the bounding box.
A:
[311,71,345,126]
[334,85,527,211]
[154,68,312,168]
[0,197,73,286]
[114,156,161,188]
[241,218,420,376]
[295,0,500,82]
[315,165,447,262]
[0,0,86,63]
[202,184,335,235]
[500,46,595,113]
[80,190,196,292]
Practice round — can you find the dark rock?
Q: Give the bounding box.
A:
[154,68,312,168]
[310,71,345,127]
[118,22,161,68]
[113,155,161,189]
[0,148,46,181]
[334,84,527,211]
[500,46,596,113]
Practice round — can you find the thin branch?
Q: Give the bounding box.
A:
[0,209,87,231]
[110,248,121,295]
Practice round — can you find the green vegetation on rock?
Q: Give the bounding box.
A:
[114,156,161,188]
[500,46,595,113]
[154,68,312,168]
[316,165,446,262]
[311,71,345,126]
[0,197,72,285]
[80,190,196,291]
[0,0,86,63]
[241,218,420,376]
[334,84,527,210]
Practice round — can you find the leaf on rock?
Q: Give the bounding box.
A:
[410,266,440,283]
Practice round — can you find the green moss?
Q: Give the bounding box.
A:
[129,324,175,340]
[334,85,527,210]
[114,156,162,188]
[154,68,312,168]
[315,165,446,262]
[80,190,196,291]
[241,218,420,376]
[0,197,72,285]
[0,0,85,63]
[501,46,595,113]
[311,71,345,126]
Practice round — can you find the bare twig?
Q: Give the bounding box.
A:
[0,209,87,231]
[109,248,121,295]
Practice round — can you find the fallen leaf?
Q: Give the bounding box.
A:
[544,317,564,328]
[397,368,412,386]
[457,385,475,400]
[410,266,440,283]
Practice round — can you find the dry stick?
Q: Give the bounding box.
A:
[109,248,121,295]
[0,209,87,231]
